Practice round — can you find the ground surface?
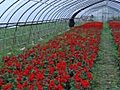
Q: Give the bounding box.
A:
[92,24,120,90]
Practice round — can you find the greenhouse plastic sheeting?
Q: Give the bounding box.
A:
[0,0,120,24]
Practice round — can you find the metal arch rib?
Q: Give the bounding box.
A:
[63,0,120,19]
[45,0,84,21]
[109,0,120,4]
[25,0,51,24]
[0,0,5,4]
[59,1,91,19]
[6,0,30,27]
[71,0,105,19]
[56,1,103,18]
[0,0,20,19]
[62,0,104,19]
[51,0,89,20]
[25,3,46,24]
[36,0,62,22]
[31,0,59,24]
[41,0,75,21]
[71,0,120,19]
[81,5,120,18]
[16,2,39,24]
[49,0,81,20]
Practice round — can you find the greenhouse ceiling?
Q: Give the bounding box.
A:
[0,0,120,23]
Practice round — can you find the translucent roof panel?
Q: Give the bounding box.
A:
[76,0,120,18]
[0,0,120,24]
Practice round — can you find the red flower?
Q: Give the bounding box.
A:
[14,62,21,68]
[49,80,55,90]
[86,72,92,80]
[81,80,90,89]
[35,43,41,49]
[56,84,63,90]
[77,62,82,66]
[2,83,12,90]
[90,53,96,60]
[62,74,70,83]
[36,70,44,81]
[86,59,94,68]
[7,69,12,74]
[2,56,10,62]
[34,67,39,73]
[29,84,34,90]
[23,69,29,76]
[73,72,82,82]
[28,73,35,82]
[69,64,78,71]
[49,66,54,74]
[0,78,3,86]
[28,48,36,56]
[49,61,54,65]
[57,51,65,58]
[16,75,22,81]
[23,81,28,87]
[17,82,23,89]
[26,65,33,70]
[6,61,13,66]
[37,84,42,90]
[56,61,66,71]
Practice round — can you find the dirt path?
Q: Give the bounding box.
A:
[92,24,120,90]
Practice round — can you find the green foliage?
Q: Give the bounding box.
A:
[92,23,120,89]
[0,22,69,61]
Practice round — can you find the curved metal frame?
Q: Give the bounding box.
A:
[0,0,120,27]
[53,0,92,20]
[0,0,20,19]
[41,0,77,21]
[6,0,30,27]
[42,0,87,21]
[3,0,27,21]
[48,0,84,20]
[34,0,62,23]
[31,0,60,24]
[59,1,93,19]
[53,0,103,19]
[71,0,120,19]
[25,0,51,24]
[0,0,5,4]
[35,0,83,22]
[81,5,120,18]
[17,2,39,24]
[64,0,106,18]
[67,0,119,17]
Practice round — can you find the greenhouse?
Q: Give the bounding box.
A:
[0,0,120,89]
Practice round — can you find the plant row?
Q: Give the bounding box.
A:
[109,21,120,56]
[0,22,103,90]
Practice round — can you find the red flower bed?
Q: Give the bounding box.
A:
[109,21,120,56]
[109,21,120,30]
[0,22,103,90]
[74,22,103,30]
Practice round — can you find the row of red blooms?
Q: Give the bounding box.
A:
[109,21,120,56]
[0,22,103,90]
